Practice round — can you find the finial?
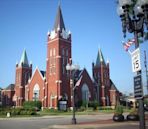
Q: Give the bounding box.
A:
[30,61,32,64]
[68,30,71,34]
[58,0,61,7]
[107,58,109,64]
[23,48,26,52]
[98,44,101,50]
[16,61,18,65]
[47,30,50,36]
[16,61,18,67]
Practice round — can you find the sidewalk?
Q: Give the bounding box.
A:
[47,121,143,129]
[47,114,148,129]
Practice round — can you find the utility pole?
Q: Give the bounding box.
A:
[144,50,148,94]
[117,0,148,128]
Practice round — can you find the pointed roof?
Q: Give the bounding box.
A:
[110,79,118,91]
[54,4,65,31]
[74,68,93,87]
[40,70,46,78]
[5,84,15,91]
[19,49,29,67]
[96,48,106,66]
[28,67,46,84]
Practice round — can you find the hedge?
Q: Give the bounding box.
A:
[0,108,37,116]
[23,101,42,110]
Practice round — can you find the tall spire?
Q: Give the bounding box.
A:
[19,49,29,67]
[54,4,65,31]
[96,48,106,66]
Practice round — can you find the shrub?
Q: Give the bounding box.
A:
[23,101,42,110]
[11,108,36,116]
[88,101,99,110]
[82,100,88,107]
[0,108,11,116]
[114,105,123,115]
[76,106,86,112]
[0,110,7,115]
[129,108,138,115]
[98,106,113,110]
[20,110,27,115]
[76,100,83,108]
[0,107,37,116]
[10,108,22,115]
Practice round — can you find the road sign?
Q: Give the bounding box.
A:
[131,48,141,72]
[134,74,143,99]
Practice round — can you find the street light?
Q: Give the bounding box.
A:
[66,62,79,124]
[117,0,148,129]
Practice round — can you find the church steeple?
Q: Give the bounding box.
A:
[46,3,72,108]
[54,4,65,31]
[15,49,32,107]
[48,4,71,40]
[96,48,106,66]
[19,49,29,67]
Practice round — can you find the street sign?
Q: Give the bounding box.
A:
[131,48,141,72]
[134,74,143,99]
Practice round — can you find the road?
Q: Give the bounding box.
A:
[0,113,147,129]
[0,114,112,129]
[49,122,148,129]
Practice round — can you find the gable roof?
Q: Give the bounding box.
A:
[110,79,118,91]
[54,4,65,31]
[75,68,93,87]
[29,67,45,84]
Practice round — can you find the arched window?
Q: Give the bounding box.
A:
[81,84,90,101]
[33,84,40,100]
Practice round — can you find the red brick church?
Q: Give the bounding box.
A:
[1,5,120,108]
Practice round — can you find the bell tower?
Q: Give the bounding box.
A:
[46,5,72,108]
[92,49,110,106]
[15,50,32,106]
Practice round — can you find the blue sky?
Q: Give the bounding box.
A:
[0,0,148,94]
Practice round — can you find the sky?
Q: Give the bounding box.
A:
[0,0,148,95]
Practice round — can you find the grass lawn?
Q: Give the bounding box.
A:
[0,107,132,118]
[39,108,115,116]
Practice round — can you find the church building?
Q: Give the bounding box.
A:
[1,4,120,108]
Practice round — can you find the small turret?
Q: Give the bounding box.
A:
[106,59,109,68]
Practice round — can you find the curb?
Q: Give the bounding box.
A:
[0,115,64,120]
[47,122,137,129]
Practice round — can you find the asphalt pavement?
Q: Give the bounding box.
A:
[0,113,148,129]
